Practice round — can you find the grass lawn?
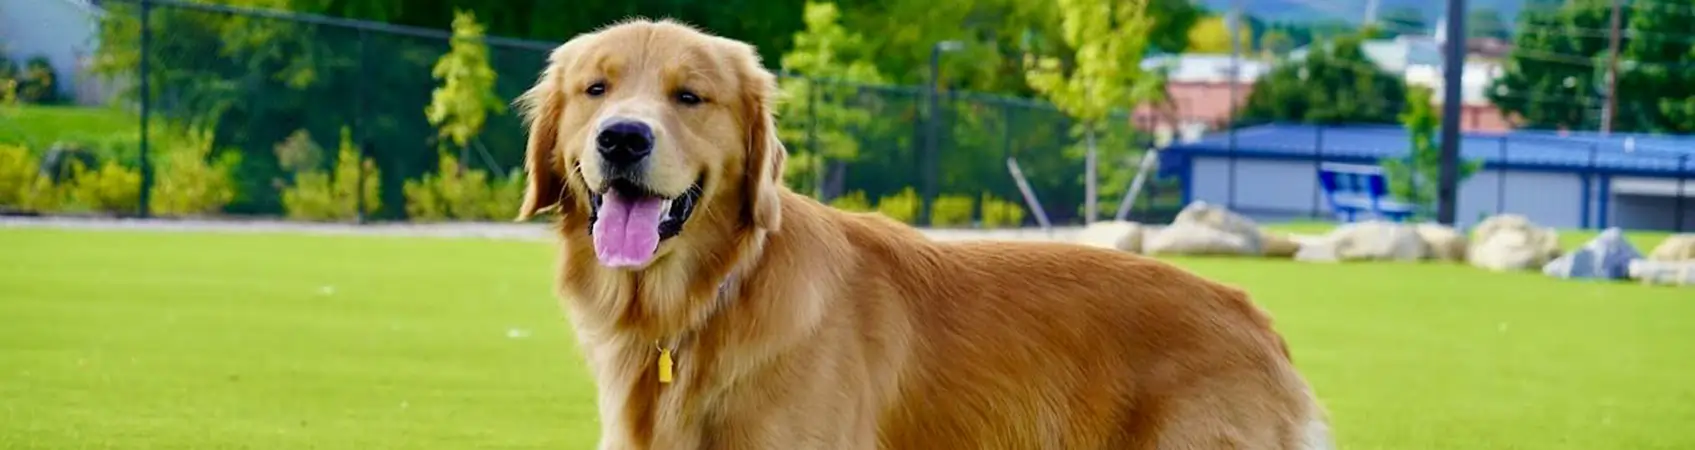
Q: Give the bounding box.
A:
[3,227,1692,449]
[0,105,139,150]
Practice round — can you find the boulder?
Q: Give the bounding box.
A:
[1468,214,1562,271]
[1259,230,1302,259]
[1628,260,1695,287]
[1142,224,1256,256]
[1542,227,1641,280]
[1293,221,1427,263]
[1076,220,1145,253]
[1649,234,1695,262]
[1413,223,1467,262]
[1170,201,1263,253]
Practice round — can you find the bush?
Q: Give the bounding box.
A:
[281,127,381,221]
[979,194,1026,229]
[0,143,40,207]
[828,190,872,212]
[929,194,975,227]
[17,56,59,105]
[63,160,141,214]
[875,187,919,224]
[403,152,522,221]
[149,127,241,217]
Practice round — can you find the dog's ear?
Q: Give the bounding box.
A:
[735,43,787,232]
[513,44,578,221]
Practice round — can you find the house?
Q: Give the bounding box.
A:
[0,0,111,105]
[1134,54,1270,145]
[1158,124,1695,231]
[1289,35,1515,132]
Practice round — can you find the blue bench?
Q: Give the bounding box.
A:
[1316,162,1416,223]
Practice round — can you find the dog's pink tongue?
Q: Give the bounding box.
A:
[592,191,667,268]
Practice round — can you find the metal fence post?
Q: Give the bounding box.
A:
[1309,126,1324,219]
[1496,136,1506,214]
[137,0,154,218]
[355,28,369,224]
[1677,154,1689,232]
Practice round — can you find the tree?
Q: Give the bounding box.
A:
[775,2,886,198]
[1620,0,1695,133]
[1260,29,1295,57]
[1379,6,1428,35]
[1186,14,1252,54]
[1240,32,1406,125]
[1467,8,1510,40]
[1382,86,1481,217]
[425,10,505,153]
[1023,0,1158,223]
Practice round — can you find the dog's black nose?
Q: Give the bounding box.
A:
[596,121,654,166]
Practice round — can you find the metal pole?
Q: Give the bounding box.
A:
[921,45,942,227]
[1600,0,1624,135]
[1226,0,1241,211]
[355,28,368,224]
[1436,0,1467,225]
[137,0,153,218]
[1006,157,1052,231]
[1310,127,1324,219]
[1496,136,1507,214]
[1678,155,1689,232]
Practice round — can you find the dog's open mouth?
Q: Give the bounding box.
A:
[586,177,703,268]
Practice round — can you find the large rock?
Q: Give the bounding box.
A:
[1076,220,1145,253]
[1414,223,1467,262]
[1542,227,1641,280]
[1468,214,1562,272]
[1142,224,1256,256]
[1628,260,1695,287]
[1259,230,1302,259]
[1293,221,1427,263]
[1649,234,1695,262]
[1171,201,1263,252]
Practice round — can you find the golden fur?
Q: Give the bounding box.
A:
[515,19,1333,450]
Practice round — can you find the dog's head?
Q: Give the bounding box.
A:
[515,19,786,270]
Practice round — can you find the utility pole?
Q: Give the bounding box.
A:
[1600,0,1624,135]
[1226,0,1240,211]
[1437,0,1467,225]
[1364,0,1381,26]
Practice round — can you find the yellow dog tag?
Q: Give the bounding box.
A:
[658,348,675,384]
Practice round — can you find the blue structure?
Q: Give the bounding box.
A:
[1315,162,1416,223]
[1159,124,1695,231]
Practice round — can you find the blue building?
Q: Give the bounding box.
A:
[1159,124,1695,231]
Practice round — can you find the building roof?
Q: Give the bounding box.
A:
[1162,124,1695,176]
[1140,54,1269,84]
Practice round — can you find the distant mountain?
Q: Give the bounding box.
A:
[1196,0,1530,34]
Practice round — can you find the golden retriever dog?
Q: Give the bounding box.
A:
[514,19,1334,450]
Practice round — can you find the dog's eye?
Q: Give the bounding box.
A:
[675,90,704,106]
[585,82,607,97]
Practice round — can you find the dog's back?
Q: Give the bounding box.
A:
[821,205,1330,449]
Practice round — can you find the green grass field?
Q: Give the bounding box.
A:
[3,227,1692,449]
[0,105,139,150]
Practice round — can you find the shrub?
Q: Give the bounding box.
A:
[149,127,241,217]
[17,56,59,104]
[63,159,141,214]
[875,187,919,224]
[929,194,975,227]
[273,129,324,174]
[0,143,40,207]
[828,190,872,212]
[403,152,521,221]
[979,194,1026,229]
[281,127,381,221]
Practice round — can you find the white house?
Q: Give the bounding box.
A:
[0,0,110,105]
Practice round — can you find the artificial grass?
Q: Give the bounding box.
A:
[2,227,1692,449]
[0,105,140,150]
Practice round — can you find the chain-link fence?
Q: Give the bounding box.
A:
[0,0,1183,228]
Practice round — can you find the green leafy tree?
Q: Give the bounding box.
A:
[1240,32,1406,125]
[1468,8,1511,40]
[1186,14,1252,54]
[1381,86,1481,217]
[776,2,886,197]
[1260,29,1296,57]
[1023,0,1158,223]
[426,10,505,151]
[1620,0,1695,133]
[1486,0,1622,131]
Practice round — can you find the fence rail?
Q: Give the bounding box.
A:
[0,0,1181,228]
